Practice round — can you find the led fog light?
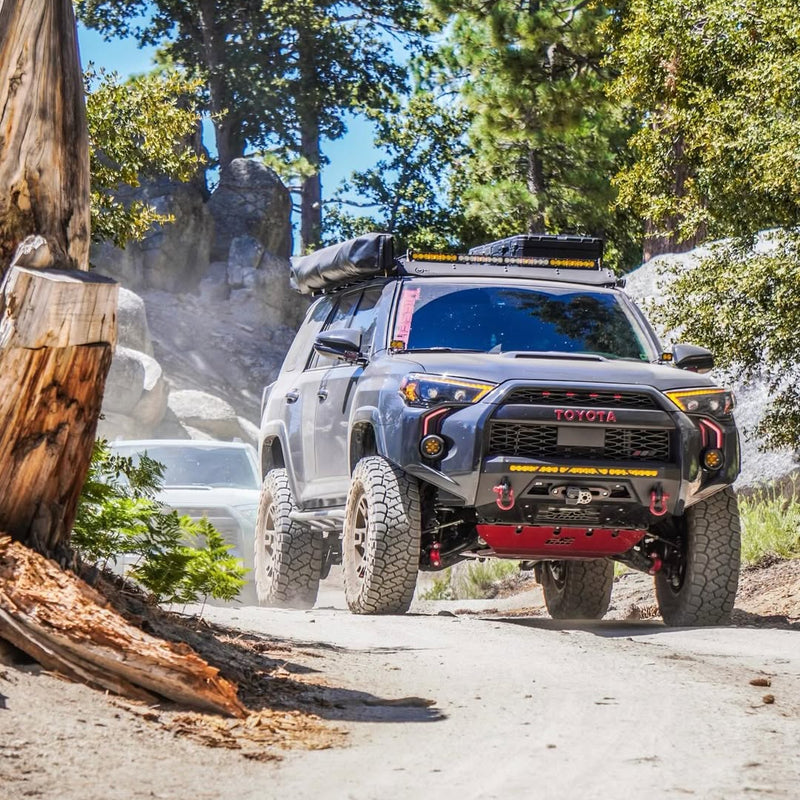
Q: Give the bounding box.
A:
[702,448,724,470]
[420,435,445,458]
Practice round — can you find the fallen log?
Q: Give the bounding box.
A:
[0,536,246,717]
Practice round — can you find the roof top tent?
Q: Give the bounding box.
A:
[289,233,616,295]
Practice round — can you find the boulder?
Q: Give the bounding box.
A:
[90,178,214,293]
[102,346,147,415]
[236,416,260,447]
[208,159,292,260]
[130,354,169,428]
[168,389,242,440]
[198,261,231,302]
[258,250,307,328]
[227,236,265,289]
[117,288,154,356]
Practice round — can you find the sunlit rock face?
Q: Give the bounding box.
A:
[97,159,306,446]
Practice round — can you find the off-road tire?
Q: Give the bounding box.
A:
[253,469,323,608]
[541,559,614,620]
[655,487,741,627]
[343,456,421,614]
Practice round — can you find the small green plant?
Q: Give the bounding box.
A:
[739,483,800,566]
[420,568,455,600]
[74,441,246,604]
[420,560,520,600]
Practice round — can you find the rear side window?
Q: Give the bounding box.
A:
[307,289,362,370]
[279,296,334,373]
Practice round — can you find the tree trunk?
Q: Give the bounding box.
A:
[0,0,90,274]
[300,121,323,252]
[526,148,546,233]
[298,27,322,252]
[0,1,115,559]
[642,133,707,261]
[0,243,117,560]
[197,0,245,169]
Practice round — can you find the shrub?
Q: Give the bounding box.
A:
[739,483,800,566]
[73,441,246,604]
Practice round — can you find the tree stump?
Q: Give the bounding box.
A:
[0,240,118,560]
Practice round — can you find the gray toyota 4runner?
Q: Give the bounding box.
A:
[256,233,741,625]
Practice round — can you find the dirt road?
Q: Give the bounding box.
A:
[3,575,799,800]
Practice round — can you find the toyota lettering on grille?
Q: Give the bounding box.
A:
[554,408,618,423]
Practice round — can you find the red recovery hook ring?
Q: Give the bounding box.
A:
[493,480,515,511]
[649,487,670,517]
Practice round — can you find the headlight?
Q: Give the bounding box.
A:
[399,374,496,407]
[664,387,735,417]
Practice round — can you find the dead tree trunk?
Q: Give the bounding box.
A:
[0,2,252,715]
[0,0,91,273]
[0,1,114,560]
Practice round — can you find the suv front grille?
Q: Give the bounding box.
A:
[488,422,671,462]
[504,388,659,409]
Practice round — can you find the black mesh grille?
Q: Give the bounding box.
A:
[504,387,659,409]
[488,423,671,462]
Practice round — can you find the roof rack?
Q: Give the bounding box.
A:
[290,233,618,294]
[402,232,617,287]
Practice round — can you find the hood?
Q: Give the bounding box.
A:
[393,352,721,394]
[159,486,260,508]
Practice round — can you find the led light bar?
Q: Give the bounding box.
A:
[408,251,599,270]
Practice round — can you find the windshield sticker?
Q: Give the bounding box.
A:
[394,288,421,346]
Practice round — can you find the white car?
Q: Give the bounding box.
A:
[110,439,260,604]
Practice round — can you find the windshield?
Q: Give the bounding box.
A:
[394,283,653,361]
[111,444,260,490]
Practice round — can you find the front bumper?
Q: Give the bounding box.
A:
[398,381,740,526]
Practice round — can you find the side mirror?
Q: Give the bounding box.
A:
[313,328,364,363]
[670,343,715,373]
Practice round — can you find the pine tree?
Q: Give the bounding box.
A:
[433,0,640,271]
[77,0,429,250]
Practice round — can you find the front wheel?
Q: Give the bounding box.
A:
[540,559,614,620]
[342,456,421,614]
[655,487,740,626]
[253,468,322,608]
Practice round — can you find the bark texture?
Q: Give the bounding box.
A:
[0,0,91,274]
[0,245,117,558]
[0,537,246,717]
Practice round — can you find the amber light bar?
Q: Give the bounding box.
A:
[408,251,600,270]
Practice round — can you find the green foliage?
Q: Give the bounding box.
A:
[77,0,431,248]
[74,441,246,604]
[430,0,641,272]
[739,482,800,566]
[420,568,456,600]
[420,560,519,600]
[608,0,800,243]
[653,231,800,448]
[86,68,205,249]
[325,90,472,251]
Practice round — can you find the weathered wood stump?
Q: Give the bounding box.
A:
[0,238,118,560]
[0,2,247,716]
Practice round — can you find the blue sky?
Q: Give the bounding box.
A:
[77,23,378,202]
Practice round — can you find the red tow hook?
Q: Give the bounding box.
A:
[429,543,442,569]
[648,554,663,575]
[493,479,515,511]
[649,486,669,517]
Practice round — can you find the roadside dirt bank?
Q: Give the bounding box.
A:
[1,559,798,800]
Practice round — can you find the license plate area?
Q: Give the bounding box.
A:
[557,426,605,448]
